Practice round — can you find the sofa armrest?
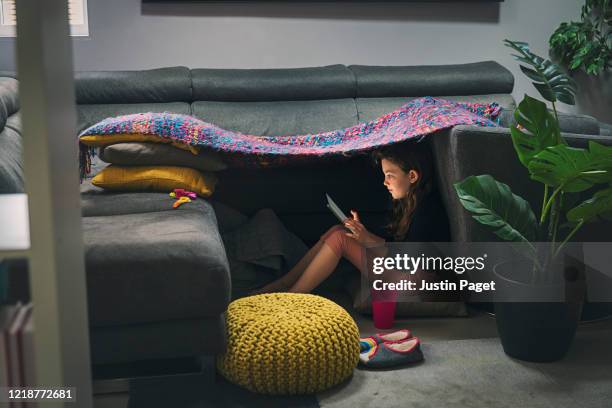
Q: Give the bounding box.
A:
[430,125,612,242]
[498,109,601,135]
[599,121,612,137]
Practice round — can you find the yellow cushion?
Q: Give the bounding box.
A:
[91,165,217,197]
[217,293,360,395]
[80,133,200,155]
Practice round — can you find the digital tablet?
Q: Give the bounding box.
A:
[325,193,349,223]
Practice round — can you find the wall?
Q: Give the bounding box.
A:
[0,0,582,112]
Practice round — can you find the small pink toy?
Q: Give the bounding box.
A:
[169,189,197,200]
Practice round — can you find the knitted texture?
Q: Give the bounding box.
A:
[78,96,502,177]
[217,293,360,395]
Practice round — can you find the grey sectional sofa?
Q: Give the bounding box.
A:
[1,61,610,372]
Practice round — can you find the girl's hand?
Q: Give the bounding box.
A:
[344,210,373,244]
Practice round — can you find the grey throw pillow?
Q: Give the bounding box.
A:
[99,142,227,172]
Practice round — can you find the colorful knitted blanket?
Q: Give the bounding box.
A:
[79,96,502,177]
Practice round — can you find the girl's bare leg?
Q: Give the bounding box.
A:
[251,225,365,295]
[288,243,342,293]
[250,239,326,294]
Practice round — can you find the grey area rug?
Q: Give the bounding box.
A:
[319,329,612,408]
[127,329,611,408]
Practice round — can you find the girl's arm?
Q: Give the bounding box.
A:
[344,211,388,257]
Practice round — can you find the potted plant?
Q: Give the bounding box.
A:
[549,0,611,122]
[454,39,612,362]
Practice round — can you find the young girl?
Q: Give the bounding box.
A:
[252,139,450,294]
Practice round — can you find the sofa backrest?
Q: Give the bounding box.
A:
[189,65,358,136]
[4,62,608,244]
[75,67,192,135]
[0,62,519,242]
[0,77,23,194]
[63,62,520,242]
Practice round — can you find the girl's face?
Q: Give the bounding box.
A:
[381,158,419,200]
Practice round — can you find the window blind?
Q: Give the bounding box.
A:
[0,0,15,26]
[0,0,88,36]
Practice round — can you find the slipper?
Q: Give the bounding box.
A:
[359,329,412,352]
[359,337,424,369]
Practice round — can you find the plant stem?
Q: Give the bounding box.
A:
[541,184,565,224]
[547,193,563,282]
[549,208,557,266]
[554,219,585,259]
[551,191,564,253]
[542,169,562,280]
[541,184,549,225]
[551,101,564,147]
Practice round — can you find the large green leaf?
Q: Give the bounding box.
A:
[504,39,577,104]
[454,175,538,243]
[589,140,612,158]
[567,186,612,222]
[510,95,562,168]
[528,142,612,192]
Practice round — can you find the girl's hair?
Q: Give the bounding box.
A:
[373,139,435,240]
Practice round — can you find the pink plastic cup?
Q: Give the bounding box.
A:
[371,286,398,329]
[372,300,397,329]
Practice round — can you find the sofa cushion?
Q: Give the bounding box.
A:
[0,125,23,194]
[191,65,355,102]
[349,61,514,98]
[82,197,230,327]
[78,103,194,179]
[5,112,20,132]
[81,180,186,216]
[0,78,19,130]
[0,79,21,193]
[75,66,192,104]
[191,99,359,136]
[91,165,217,197]
[81,132,197,153]
[100,143,228,172]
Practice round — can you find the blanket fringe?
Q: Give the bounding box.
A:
[79,142,94,182]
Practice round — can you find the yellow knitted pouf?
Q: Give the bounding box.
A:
[217,293,360,395]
